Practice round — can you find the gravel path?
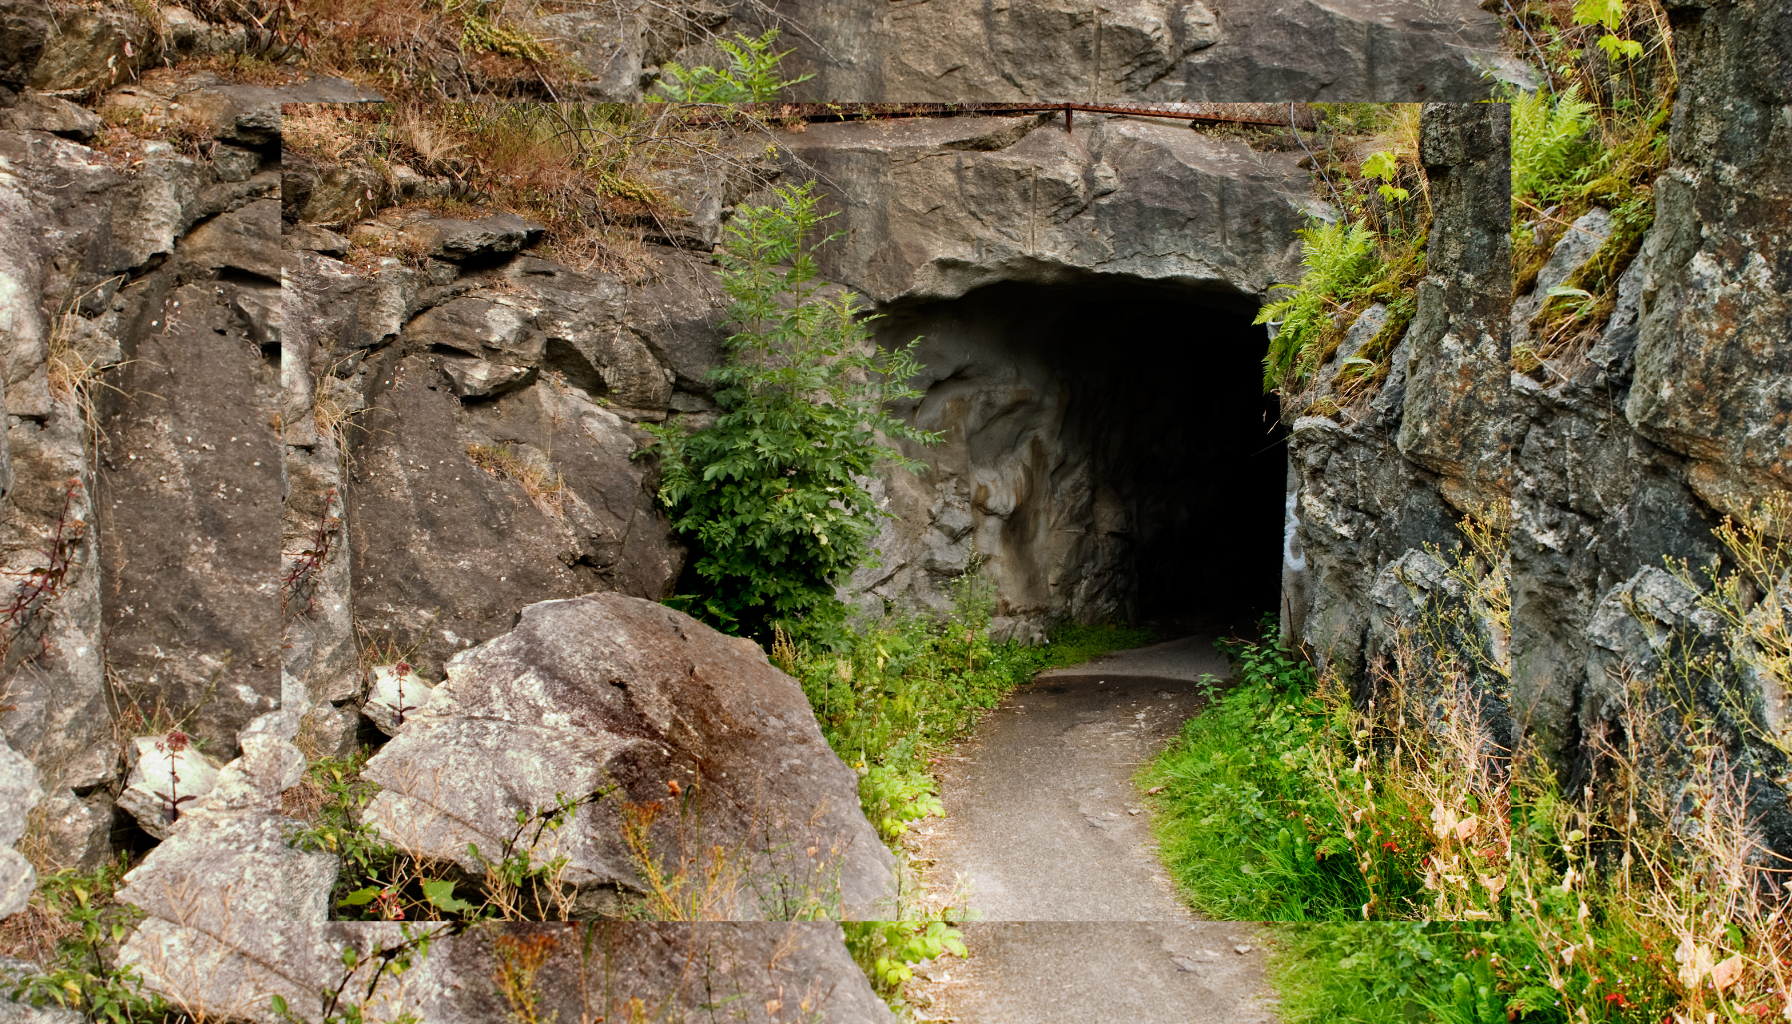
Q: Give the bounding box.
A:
[900,635,1280,1023]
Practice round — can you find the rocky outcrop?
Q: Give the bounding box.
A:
[1506,0,1792,846]
[0,739,41,918]
[1282,104,1511,682]
[0,59,306,868]
[284,243,690,693]
[760,0,1511,103]
[398,922,896,1024]
[779,113,1310,306]
[359,593,894,919]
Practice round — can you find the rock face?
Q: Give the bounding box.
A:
[0,739,42,918]
[97,194,284,757]
[1282,104,1511,683]
[0,59,289,869]
[398,923,896,1024]
[360,593,895,919]
[779,113,1310,306]
[307,251,688,686]
[1506,0,1792,848]
[758,0,1510,102]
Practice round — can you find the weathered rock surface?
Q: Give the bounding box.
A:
[762,0,1509,102]
[1283,104,1511,681]
[0,740,41,918]
[286,244,688,687]
[360,593,895,918]
[1395,104,1512,513]
[399,923,898,1024]
[1509,0,1792,805]
[116,734,222,840]
[116,711,335,1021]
[778,113,1310,306]
[97,196,283,758]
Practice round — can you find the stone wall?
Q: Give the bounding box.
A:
[754,0,1515,103]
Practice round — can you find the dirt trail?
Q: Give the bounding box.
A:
[903,634,1280,1021]
[915,635,1227,921]
[909,923,1279,1024]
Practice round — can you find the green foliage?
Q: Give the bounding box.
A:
[860,764,943,841]
[1269,907,1679,1024]
[644,181,940,643]
[1573,0,1645,60]
[1511,87,1596,212]
[1504,0,1673,367]
[844,919,968,996]
[287,753,601,921]
[1140,621,1427,919]
[784,569,1154,834]
[1260,104,1430,404]
[1361,151,1410,204]
[7,860,169,1024]
[1256,220,1378,394]
[653,29,814,102]
[1271,924,1537,1024]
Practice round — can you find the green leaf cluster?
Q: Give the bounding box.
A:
[1511,87,1597,213]
[653,29,815,103]
[1255,220,1380,393]
[844,919,969,995]
[644,181,940,643]
[7,860,169,1024]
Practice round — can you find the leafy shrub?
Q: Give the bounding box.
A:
[844,919,968,997]
[1256,104,1431,403]
[1510,86,1596,211]
[643,181,939,643]
[4,860,169,1024]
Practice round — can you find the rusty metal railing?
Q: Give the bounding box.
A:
[681,101,1317,132]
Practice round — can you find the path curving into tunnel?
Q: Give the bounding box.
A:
[903,636,1280,1023]
[913,635,1229,921]
[864,273,1289,1020]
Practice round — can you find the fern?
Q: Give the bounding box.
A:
[654,29,814,103]
[1511,86,1595,209]
[1255,220,1378,394]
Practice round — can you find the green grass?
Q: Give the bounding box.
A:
[1272,923,1523,1024]
[1139,622,1428,921]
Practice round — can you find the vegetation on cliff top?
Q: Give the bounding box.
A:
[1256,103,1429,414]
[1505,0,1675,376]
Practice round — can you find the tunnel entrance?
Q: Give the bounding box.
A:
[860,277,1286,639]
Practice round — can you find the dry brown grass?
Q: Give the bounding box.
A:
[282,101,779,280]
[467,442,567,518]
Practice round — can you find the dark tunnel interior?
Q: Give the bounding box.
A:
[877,277,1287,633]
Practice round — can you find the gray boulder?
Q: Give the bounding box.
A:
[360,593,895,919]
[115,713,335,1022]
[397,923,898,1024]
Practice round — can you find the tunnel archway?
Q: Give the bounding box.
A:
[860,276,1286,638]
